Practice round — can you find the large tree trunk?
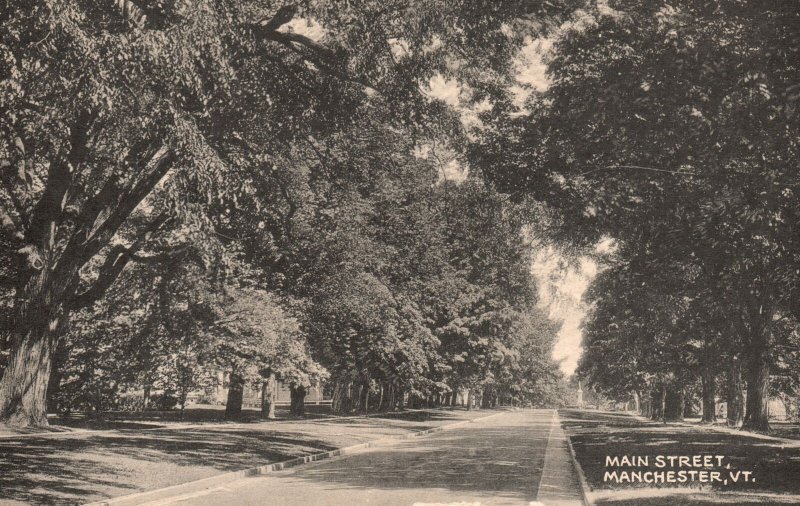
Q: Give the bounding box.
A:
[701,367,716,423]
[481,390,493,409]
[45,338,69,415]
[290,385,306,416]
[727,357,744,426]
[359,381,370,413]
[142,384,151,411]
[683,394,694,418]
[331,381,348,414]
[640,394,651,418]
[260,372,277,419]
[743,346,771,431]
[0,111,174,429]
[650,385,665,421]
[0,327,58,427]
[386,384,396,410]
[0,282,70,428]
[225,372,244,420]
[742,308,773,432]
[467,388,475,411]
[664,386,684,422]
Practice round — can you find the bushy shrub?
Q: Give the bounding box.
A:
[149,391,179,411]
[116,392,146,412]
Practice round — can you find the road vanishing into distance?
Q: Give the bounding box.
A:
[141,409,583,506]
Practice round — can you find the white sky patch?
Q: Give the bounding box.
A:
[414,142,468,183]
[280,17,327,42]
[509,9,601,112]
[508,34,552,111]
[413,144,431,159]
[425,74,462,107]
[423,74,490,135]
[531,246,599,376]
[515,36,552,93]
[387,38,410,60]
[472,98,493,114]
[595,236,617,254]
[440,159,468,182]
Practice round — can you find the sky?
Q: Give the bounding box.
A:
[289,12,599,375]
[422,25,599,375]
[531,249,599,376]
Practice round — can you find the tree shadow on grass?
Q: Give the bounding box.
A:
[558,409,800,499]
[0,409,493,504]
[0,428,341,505]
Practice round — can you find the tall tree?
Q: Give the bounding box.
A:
[476,0,800,430]
[0,0,575,427]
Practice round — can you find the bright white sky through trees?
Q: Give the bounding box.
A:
[423,27,599,376]
[291,12,602,376]
[531,250,598,376]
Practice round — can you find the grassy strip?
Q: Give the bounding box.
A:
[0,407,491,505]
[559,409,800,505]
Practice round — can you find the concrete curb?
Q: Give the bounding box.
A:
[84,410,508,506]
[559,412,594,506]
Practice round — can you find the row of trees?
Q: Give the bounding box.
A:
[8,0,794,432]
[471,0,799,431]
[0,0,576,427]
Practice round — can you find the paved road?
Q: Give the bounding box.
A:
[145,409,582,506]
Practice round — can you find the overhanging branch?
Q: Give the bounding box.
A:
[77,146,175,264]
[28,109,98,247]
[71,212,169,309]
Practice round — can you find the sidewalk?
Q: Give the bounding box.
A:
[535,411,585,506]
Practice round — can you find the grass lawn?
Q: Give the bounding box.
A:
[0,407,492,505]
[559,409,800,505]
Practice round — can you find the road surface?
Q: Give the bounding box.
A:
[140,409,582,506]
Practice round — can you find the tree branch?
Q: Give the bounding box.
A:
[279,181,297,238]
[28,109,97,247]
[249,12,382,93]
[257,29,336,61]
[577,164,700,178]
[113,0,147,29]
[71,212,169,309]
[0,160,29,222]
[0,206,24,244]
[130,244,193,264]
[256,5,298,33]
[76,146,175,264]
